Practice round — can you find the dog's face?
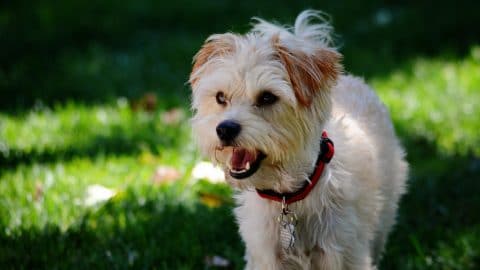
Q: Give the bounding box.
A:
[190,23,341,191]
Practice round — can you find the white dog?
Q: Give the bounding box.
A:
[189,10,407,270]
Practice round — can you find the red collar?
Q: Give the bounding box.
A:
[256,131,334,205]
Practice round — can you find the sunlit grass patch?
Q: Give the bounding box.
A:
[0,100,192,165]
[372,46,480,155]
[0,151,188,232]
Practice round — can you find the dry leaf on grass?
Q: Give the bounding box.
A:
[152,166,181,185]
[34,181,44,202]
[198,192,226,208]
[130,92,157,112]
[161,108,184,124]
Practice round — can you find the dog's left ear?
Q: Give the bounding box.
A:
[189,33,237,88]
[273,36,342,106]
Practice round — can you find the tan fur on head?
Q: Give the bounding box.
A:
[189,10,407,270]
[272,35,342,106]
[189,33,237,87]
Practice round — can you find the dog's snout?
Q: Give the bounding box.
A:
[216,120,241,142]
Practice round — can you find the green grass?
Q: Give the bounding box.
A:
[373,46,480,156]
[1,1,480,269]
[0,101,191,164]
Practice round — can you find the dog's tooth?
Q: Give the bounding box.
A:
[245,162,250,171]
[231,168,247,174]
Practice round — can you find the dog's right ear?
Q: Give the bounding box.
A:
[189,33,237,88]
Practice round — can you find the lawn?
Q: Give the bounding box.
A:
[1,1,479,269]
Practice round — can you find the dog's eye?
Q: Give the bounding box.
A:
[216,91,227,106]
[256,91,278,106]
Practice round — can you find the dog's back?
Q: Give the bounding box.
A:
[329,75,408,261]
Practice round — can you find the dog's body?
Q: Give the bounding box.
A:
[190,10,407,270]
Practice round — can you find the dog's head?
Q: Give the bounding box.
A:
[190,11,342,191]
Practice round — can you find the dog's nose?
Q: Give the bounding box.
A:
[216,120,241,142]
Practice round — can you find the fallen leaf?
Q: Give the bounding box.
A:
[139,151,159,165]
[161,108,184,124]
[199,192,225,208]
[130,92,157,112]
[152,166,181,185]
[34,181,43,202]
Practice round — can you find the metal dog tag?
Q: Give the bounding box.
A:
[278,198,297,250]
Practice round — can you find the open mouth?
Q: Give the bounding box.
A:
[227,148,266,179]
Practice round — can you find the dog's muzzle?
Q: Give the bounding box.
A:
[215,120,266,179]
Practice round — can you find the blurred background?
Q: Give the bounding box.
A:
[0,0,479,269]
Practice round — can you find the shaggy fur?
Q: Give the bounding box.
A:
[189,10,408,270]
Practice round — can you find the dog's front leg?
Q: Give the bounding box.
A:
[244,249,282,270]
[235,191,283,270]
[310,209,376,270]
[240,219,282,270]
[242,228,283,270]
[311,247,375,270]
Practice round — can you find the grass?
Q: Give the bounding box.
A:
[0,101,191,165]
[373,47,480,156]
[1,1,480,269]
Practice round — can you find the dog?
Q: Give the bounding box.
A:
[189,10,408,270]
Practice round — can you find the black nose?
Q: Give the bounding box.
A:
[216,120,241,142]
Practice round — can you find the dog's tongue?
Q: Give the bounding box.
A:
[231,148,256,170]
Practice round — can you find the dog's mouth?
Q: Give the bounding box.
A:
[227,147,266,179]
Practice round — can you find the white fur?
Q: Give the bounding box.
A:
[190,10,407,270]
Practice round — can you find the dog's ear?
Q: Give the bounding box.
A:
[272,36,342,106]
[189,33,237,88]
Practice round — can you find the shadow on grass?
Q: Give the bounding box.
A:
[381,132,480,269]
[0,190,244,270]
